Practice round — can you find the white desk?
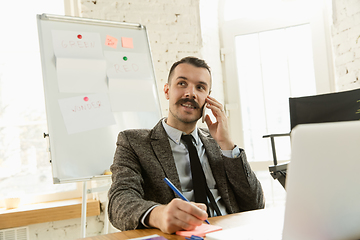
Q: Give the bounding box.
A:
[80,207,285,240]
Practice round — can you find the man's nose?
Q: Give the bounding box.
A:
[184,86,196,99]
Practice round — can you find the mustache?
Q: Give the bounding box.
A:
[176,98,200,109]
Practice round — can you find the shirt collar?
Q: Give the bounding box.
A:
[161,118,199,145]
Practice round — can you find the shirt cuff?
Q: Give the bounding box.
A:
[140,205,159,228]
[221,145,241,158]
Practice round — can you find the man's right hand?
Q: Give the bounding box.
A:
[146,198,208,234]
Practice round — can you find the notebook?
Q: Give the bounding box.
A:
[207,120,360,240]
[176,223,222,237]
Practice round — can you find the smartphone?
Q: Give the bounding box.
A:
[202,106,206,123]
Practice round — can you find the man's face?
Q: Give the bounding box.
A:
[164,63,211,127]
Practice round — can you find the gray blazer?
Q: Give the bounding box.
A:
[108,119,264,231]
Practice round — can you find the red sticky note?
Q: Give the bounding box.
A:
[176,224,222,237]
[105,35,118,49]
[121,37,134,49]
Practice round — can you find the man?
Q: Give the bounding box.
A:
[108,57,264,234]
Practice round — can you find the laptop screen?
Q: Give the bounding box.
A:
[282,120,360,240]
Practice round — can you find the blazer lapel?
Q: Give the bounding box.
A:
[150,120,182,191]
[198,129,232,211]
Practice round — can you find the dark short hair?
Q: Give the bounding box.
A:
[167,57,211,85]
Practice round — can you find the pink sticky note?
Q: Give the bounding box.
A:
[105,35,118,49]
[176,224,222,237]
[121,37,134,48]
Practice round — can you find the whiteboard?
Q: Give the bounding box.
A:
[37,14,161,183]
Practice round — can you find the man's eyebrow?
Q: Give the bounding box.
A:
[176,76,188,80]
[199,81,209,87]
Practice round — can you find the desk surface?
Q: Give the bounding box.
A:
[81,207,284,240]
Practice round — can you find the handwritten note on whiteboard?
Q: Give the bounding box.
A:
[105,35,118,49]
[104,51,153,80]
[52,30,107,93]
[58,93,116,134]
[52,30,104,58]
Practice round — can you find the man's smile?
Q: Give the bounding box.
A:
[176,98,200,110]
[181,103,196,109]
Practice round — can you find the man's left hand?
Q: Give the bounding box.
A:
[204,96,234,150]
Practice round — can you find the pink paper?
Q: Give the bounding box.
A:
[105,35,118,49]
[121,37,134,48]
[176,224,222,237]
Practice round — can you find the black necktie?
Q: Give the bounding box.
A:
[181,134,222,216]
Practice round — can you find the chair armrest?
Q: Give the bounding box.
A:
[269,162,289,189]
[262,133,290,138]
[262,133,290,166]
[269,162,289,172]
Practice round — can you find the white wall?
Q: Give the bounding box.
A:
[28,214,105,239]
[26,0,359,239]
[331,0,360,91]
[199,0,224,104]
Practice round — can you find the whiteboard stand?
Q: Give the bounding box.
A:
[104,200,109,234]
[81,176,112,238]
[86,180,112,235]
[81,181,88,238]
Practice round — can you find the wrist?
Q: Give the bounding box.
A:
[219,140,235,151]
[146,205,163,229]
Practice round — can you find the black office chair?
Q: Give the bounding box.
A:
[264,87,360,189]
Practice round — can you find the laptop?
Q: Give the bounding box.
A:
[207,120,360,240]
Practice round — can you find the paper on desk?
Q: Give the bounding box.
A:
[206,224,282,240]
[128,234,168,240]
[176,224,222,237]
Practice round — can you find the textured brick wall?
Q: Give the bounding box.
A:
[331,0,360,91]
[79,0,203,115]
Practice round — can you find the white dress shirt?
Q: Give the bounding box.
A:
[161,119,241,217]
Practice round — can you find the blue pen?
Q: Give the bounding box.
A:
[163,177,210,224]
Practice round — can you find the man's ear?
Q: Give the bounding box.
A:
[164,83,170,100]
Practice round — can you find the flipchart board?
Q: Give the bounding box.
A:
[37,14,162,183]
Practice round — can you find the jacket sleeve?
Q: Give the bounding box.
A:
[107,131,158,231]
[223,149,265,211]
